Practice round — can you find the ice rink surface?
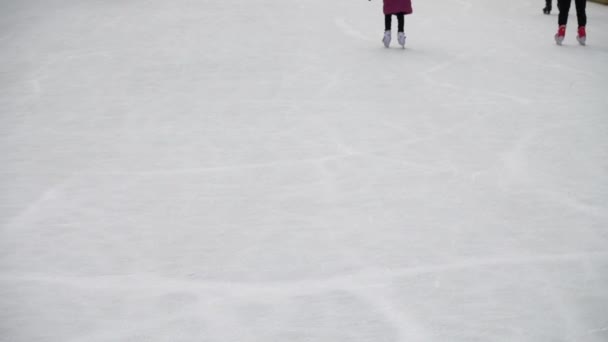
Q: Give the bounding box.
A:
[1,0,608,341]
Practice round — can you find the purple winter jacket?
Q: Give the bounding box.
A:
[383,0,413,15]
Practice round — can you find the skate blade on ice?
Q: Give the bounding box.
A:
[382,31,391,48]
[398,33,406,48]
[577,36,586,46]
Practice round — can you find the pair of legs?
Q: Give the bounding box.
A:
[385,12,405,32]
[558,0,586,26]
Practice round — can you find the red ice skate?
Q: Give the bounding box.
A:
[576,26,586,45]
[555,25,566,45]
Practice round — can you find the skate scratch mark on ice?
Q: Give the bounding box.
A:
[501,122,608,218]
[378,114,472,144]
[422,55,532,105]
[500,124,546,189]
[317,69,344,98]
[62,49,112,61]
[438,100,500,107]
[39,50,112,67]
[366,115,478,174]
[540,276,587,338]
[362,153,489,182]
[532,189,608,218]
[1,176,76,231]
[447,0,473,12]
[358,153,445,175]
[314,159,368,269]
[353,288,432,342]
[88,153,360,177]
[335,18,373,42]
[476,89,531,105]
[588,327,608,334]
[319,117,357,155]
[3,252,608,296]
[543,63,599,79]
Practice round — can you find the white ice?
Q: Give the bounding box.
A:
[1,0,608,341]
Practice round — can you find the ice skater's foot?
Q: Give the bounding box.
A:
[555,25,566,45]
[398,32,406,47]
[543,6,551,15]
[382,30,391,48]
[576,26,586,45]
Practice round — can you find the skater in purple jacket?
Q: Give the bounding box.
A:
[383,0,413,48]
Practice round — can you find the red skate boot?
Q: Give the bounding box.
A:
[555,25,566,45]
[576,26,586,45]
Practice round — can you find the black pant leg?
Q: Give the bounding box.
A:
[396,13,405,32]
[575,0,587,27]
[546,0,552,9]
[558,0,571,26]
[385,14,391,31]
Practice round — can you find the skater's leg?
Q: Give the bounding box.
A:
[385,14,392,31]
[396,13,405,33]
[544,0,552,14]
[575,0,586,27]
[574,0,587,44]
[383,15,392,47]
[558,0,571,26]
[395,13,406,47]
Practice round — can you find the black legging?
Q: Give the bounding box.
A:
[558,0,587,26]
[385,13,405,32]
[545,0,552,9]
